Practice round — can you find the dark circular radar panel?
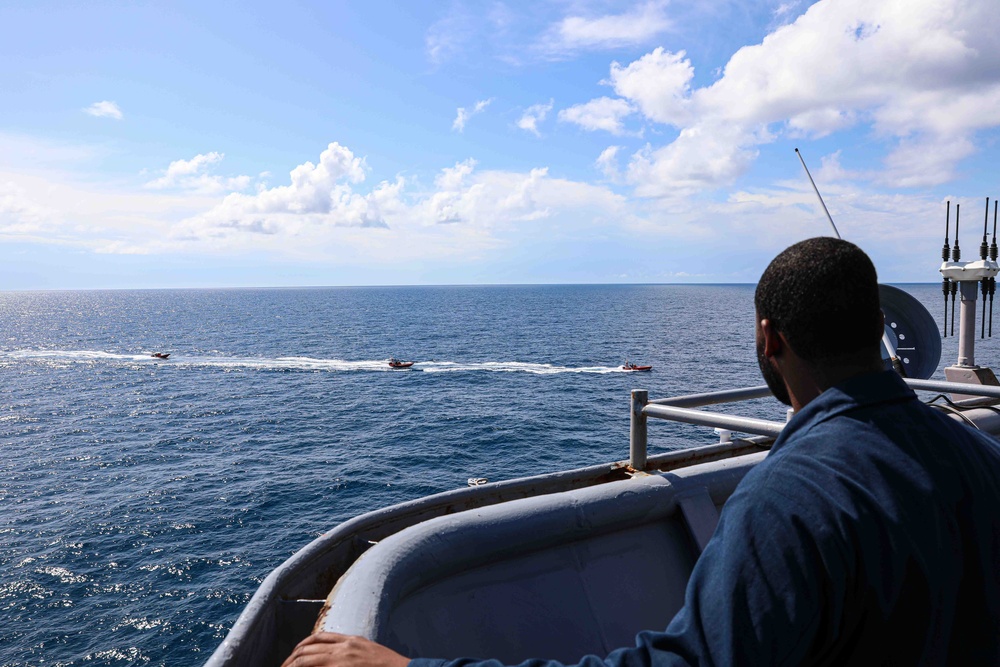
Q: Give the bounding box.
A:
[879,284,942,380]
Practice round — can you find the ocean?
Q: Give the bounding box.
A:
[0,284,989,666]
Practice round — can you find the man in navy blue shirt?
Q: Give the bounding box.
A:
[283,238,1000,666]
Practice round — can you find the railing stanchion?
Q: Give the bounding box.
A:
[630,389,648,470]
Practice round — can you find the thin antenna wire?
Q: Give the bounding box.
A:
[795,148,841,239]
[794,149,903,375]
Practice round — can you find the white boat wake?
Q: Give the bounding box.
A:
[0,350,636,374]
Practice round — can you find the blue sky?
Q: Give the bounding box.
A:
[2,0,999,288]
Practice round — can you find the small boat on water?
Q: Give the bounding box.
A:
[388,358,414,368]
[623,362,652,371]
[151,352,170,359]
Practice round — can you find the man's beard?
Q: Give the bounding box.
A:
[757,338,792,406]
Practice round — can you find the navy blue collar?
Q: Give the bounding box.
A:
[772,370,917,453]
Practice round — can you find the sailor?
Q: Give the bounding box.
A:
[282,237,1000,666]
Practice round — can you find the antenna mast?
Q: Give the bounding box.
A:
[939,196,1000,396]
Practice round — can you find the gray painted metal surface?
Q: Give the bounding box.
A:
[317,455,764,664]
[207,379,1000,667]
[958,280,981,366]
[205,440,771,667]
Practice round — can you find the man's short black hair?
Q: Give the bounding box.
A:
[754,237,883,364]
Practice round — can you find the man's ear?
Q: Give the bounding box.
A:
[760,318,783,360]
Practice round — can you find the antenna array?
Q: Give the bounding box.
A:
[939,198,1000,379]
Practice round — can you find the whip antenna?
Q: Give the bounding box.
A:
[794,148,904,375]
[953,204,961,261]
[991,200,998,337]
[943,201,951,337]
[795,148,841,239]
[983,198,991,338]
[982,197,991,260]
[952,204,961,336]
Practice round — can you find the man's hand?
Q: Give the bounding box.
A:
[281,632,411,667]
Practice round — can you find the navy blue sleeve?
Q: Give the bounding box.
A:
[649,460,835,665]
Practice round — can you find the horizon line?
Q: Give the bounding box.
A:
[0,281,941,293]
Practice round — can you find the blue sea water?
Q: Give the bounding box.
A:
[0,284,992,666]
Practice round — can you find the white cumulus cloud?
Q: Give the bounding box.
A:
[183,142,391,240]
[0,131,646,273]
[145,152,252,194]
[453,98,494,132]
[517,100,554,137]
[542,1,672,55]
[628,125,762,198]
[577,0,1000,195]
[169,144,633,265]
[608,48,694,126]
[595,146,622,181]
[418,159,628,230]
[559,97,635,135]
[83,101,123,120]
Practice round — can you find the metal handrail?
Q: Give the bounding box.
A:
[630,386,783,469]
[904,378,1000,399]
[644,404,785,438]
[629,378,1000,470]
[649,385,773,407]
